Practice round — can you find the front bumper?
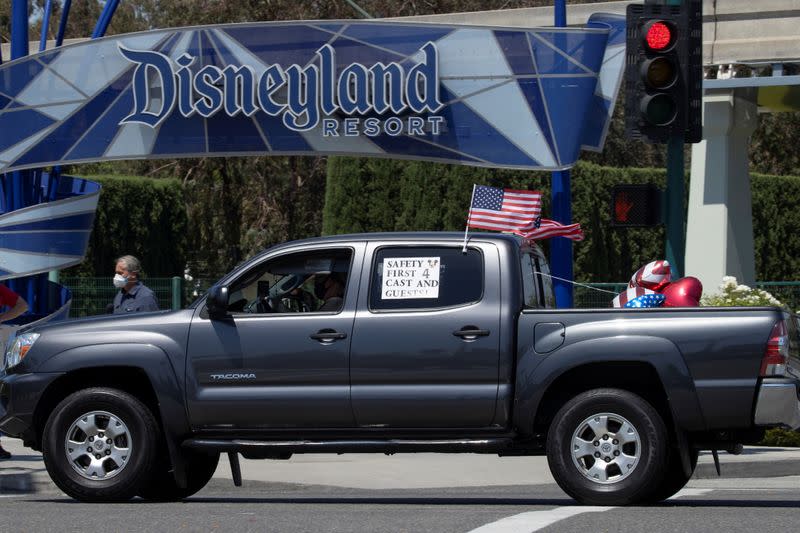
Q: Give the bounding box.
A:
[754,378,800,429]
[0,371,63,443]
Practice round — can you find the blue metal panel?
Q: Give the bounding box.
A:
[0,109,55,153]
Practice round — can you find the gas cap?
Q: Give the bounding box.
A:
[534,322,565,353]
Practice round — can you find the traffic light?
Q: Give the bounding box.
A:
[611,184,662,227]
[625,1,702,143]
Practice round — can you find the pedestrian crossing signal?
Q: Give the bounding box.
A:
[611,184,662,227]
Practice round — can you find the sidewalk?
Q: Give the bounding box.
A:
[2,437,800,495]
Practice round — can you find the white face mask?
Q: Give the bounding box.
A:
[113,274,128,289]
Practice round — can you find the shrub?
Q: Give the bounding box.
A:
[701,276,784,308]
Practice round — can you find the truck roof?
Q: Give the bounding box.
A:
[273,231,526,248]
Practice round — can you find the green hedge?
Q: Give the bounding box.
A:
[62,175,188,277]
[324,158,800,282]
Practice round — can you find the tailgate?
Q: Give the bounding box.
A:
[786,313,800,379]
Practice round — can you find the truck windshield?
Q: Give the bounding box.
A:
[521,247,555,309]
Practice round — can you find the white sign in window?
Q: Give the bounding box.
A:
[381,257,441,299]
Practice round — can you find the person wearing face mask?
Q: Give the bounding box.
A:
[314,272,345,313]
[111,255,159,314]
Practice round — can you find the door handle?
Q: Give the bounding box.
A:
[310,329,347,341]
[453,327,490,339]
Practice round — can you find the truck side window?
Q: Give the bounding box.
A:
[521,252,539,308]
[227,248,352,314]
[532,252,555,309]
[369,247,483,311]
[521,247,555,309]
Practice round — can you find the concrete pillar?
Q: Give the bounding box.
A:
[686,88,758,293]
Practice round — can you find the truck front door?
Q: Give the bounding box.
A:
[185,244,364,430]
[350,241,502,428]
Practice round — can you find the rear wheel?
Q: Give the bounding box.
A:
[42,388,159,502]
[138,450,220,501]
[546,388,669,505]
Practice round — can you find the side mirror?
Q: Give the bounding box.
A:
[206,285,230,317]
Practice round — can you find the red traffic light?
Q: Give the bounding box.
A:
[643,21,675,51]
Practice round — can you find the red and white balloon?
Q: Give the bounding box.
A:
[628,260,671,291]
[613,260,702,308]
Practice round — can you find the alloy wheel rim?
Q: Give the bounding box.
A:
[64,410,133,481]
[570,412,641,484]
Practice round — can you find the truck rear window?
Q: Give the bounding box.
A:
[369,247,483,311]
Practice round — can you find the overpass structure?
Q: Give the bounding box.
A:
[403,0,800,290]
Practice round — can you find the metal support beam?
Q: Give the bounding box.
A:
[56,0,72,47]
[686,89,758,289]
[39,0,54,52]
[662,0,686,279]
[92,0,121,39]
[550,0,574,308]
[10,0,28,59]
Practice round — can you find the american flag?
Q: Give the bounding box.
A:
[521,216,585,241]
[467,185,541,233]
[612,286,657,308]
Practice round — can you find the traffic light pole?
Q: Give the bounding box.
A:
[664,136,685,278]
[663,0,685,279]
[550,0,574,309]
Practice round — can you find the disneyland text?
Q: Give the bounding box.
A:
[118,42,445,135]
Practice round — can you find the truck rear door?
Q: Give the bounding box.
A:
[349,240,502,428]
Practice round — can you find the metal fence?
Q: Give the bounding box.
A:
[60,276,215,317]
[59,277,800,317]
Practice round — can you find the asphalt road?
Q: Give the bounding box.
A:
[1,476,799,533]
[3,438,800,532]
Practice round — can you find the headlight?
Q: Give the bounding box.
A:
[4,332,40,370]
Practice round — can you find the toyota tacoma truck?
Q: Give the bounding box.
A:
[1,232,799,505]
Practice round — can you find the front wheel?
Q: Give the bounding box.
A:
[546,388,669,506]
[42,388,159,502]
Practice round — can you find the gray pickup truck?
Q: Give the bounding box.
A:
[1,232,799,505]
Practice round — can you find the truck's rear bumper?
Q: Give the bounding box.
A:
[754,378,800,429]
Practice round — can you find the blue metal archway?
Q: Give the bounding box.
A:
[0,0,115,330]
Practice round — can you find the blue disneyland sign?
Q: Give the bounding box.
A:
[0,16,624,172]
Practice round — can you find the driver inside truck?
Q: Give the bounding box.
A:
[315,272,345,312]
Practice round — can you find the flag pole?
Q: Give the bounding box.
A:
[462,184,477,253]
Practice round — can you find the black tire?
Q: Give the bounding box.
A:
[646,447,699,503]
[138,450,220,501]
[546,388,669,506]
[42,388,159,502]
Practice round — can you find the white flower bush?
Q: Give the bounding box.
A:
[702,276,784,307]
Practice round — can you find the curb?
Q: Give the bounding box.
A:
[694,459,800,479]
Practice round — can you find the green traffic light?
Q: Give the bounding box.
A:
[640,94,677,126]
